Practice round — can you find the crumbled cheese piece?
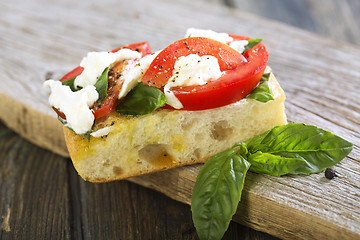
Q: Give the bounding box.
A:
[118,51,160,99]
[44,80,98,135]
[164,54,223,109]
[185,28,249,54]
[44,49,142,135]
[229,40,249,54]
[75,49,141,89]
[90,126,112,137]
[185,28,233,44]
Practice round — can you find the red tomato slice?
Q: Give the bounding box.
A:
[56,41,152,120]
[228,34,249,41]
[141,36,268,110]
[110,41,152,56]
[59,66,84,82]
[91,59,131,119]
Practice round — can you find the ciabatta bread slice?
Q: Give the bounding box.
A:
[64,67,287,182]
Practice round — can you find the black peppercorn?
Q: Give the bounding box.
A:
[325,168,337,180]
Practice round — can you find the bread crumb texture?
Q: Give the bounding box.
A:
[64,70,287,182]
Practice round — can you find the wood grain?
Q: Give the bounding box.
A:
[1,0,359,239]
[0,124,72,239]
[228,0,360,45]
[0,122,198,239]
[0,121,277,239]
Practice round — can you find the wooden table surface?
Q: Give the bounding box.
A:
[1,0,359,239]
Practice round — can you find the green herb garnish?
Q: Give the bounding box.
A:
[116,82,166,116]
[61,67,109,104]
[94,67,109,103]
[61,78,77,92]
[191,123,353,240]
[245,72,274,103]
[246,123,354,175]
[242,38,262,54]
[191,145,250,240]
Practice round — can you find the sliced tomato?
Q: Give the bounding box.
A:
[141,36,268,110]
[59,66,84,82]
[228,34,249,41]
[91,59,130,119]
[56,41,152,119]
[110,41,152,57]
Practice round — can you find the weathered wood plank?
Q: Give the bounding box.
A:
[228,0,360,45]
[0,0,359,239]
[0,124,72,239]
[0,121,275,239]
[74,174,198,239]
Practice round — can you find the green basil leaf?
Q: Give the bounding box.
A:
[247,151,306,176]
[116,82,166,116]
[242,38,262,54]
[94,67,109,103]
[246,123,353,175]
[245,72,275,103]
[61,78,77,92]
[191,148,251,240]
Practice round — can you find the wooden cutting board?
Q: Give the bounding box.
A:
[1,0,359,239]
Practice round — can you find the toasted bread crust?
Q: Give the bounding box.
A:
[64,68,287,182]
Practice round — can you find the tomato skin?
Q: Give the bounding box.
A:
[142,36,268,110]
[110,41,152,57]
[60,66,84,82]
[171,63,265,110]
[91,60,130,119]
[142,37,247,89]
[60,42,152,83]
[56,35,268,116]
[228,34,249,41]
[55,41,152,119]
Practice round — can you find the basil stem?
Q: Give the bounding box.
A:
[116,82,166,116]
[191,148,250,240]
[245,72,275,103]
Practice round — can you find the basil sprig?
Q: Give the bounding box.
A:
[191,123,353,240]
[116,82,166,116]
[245,72,274,103]
[242,38,262,54]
